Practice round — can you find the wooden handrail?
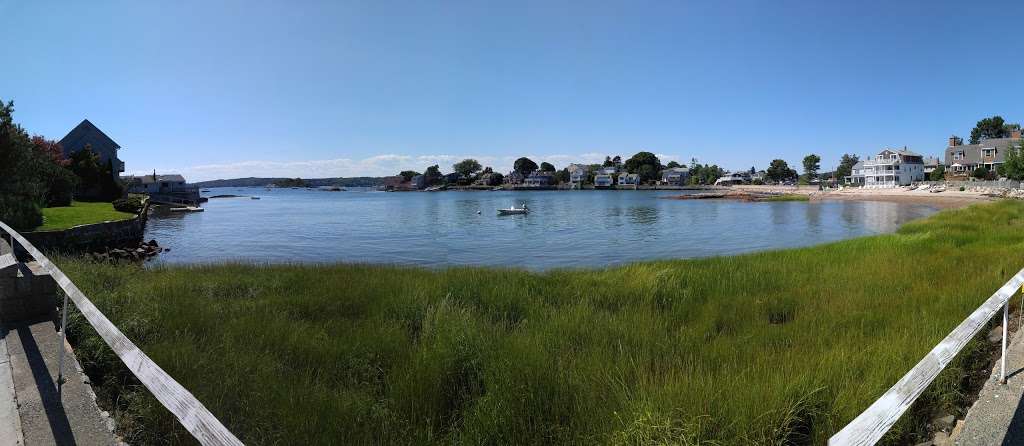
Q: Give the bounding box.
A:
[830,268,1024,445]
[0,221,243,446]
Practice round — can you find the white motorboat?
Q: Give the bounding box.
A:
[497,204,529,215]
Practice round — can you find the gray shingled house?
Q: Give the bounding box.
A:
[944,130,1023,176]
[58,119,124,178]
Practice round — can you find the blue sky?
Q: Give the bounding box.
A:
[3,0,1023,181]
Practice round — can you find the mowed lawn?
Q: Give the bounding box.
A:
[37,201,134,231]
[57,200,1024,445]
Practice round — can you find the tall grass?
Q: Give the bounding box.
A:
[56,200,1024,445]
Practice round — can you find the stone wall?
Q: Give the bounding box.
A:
[0,240,56,323]
[20,201,150,254]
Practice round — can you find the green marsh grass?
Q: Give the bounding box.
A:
[56,200,1024,444]
[761,194,810,202]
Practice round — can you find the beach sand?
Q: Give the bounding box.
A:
[815,188,996,209]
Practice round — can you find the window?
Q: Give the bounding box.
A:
[983,148,996,157]
[952,151,964,160]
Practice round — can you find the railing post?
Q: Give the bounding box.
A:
[1002,302,1009,384]
[56,292,69,393]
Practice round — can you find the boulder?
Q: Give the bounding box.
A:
[989,326,1003,343]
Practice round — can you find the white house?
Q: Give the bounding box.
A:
[617,172,640,188]
[567,163,589,186]
[861,148,925,187]
[714,172,749,186]
[594,166,617,188]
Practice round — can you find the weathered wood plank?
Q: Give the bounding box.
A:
[0,221,244,446]
[829,268,1024,445]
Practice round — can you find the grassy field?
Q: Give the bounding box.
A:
[37,201,135,231]
[56,200,1024,445]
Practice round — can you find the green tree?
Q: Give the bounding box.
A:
[802,154,821,182]
[834,154,859,183]
[998,141,1024,180]
[513,157,538,176]
[970,116,1018,144]
[452,159,482,177]
[971,166,989,180]
[624,151,662,182]
[398,170,420,182]
[0,100,46,230]
[424,165,443,185]
[555,168,570,184]
[30,136,77,206]
[929,164,946,181]
[766,159,796,183]
[665,160,681,169]
[539,162,555,172]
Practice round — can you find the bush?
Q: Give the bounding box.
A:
[960,186,966,191]
[112,196,145,214]
[45,164,78,206]
[0,197,42,231]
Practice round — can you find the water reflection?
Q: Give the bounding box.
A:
[145,189,939,270]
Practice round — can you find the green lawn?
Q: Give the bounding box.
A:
[762,193,811,202]
[56,200,1024,445]
[36,201,135,231]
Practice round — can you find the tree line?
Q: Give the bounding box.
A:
[396,151,733,186]
[0,101,124,230]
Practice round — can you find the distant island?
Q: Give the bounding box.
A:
[192,176,386,188]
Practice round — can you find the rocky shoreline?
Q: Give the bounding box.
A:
[86,239,167,263]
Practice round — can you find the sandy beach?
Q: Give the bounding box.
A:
[816,188,997,209]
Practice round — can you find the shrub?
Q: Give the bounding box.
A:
[112,196,145,214]
[959,186,966,191]
[0,197,42,231]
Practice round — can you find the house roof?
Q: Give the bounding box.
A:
[851,161,864,169]
[58,119,121,151]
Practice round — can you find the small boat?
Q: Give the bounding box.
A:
[170,206,204,212]
[929,186,946,194]
[497,204,529,215]
[251,196,261,200]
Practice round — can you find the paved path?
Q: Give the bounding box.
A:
[1,320,116,446]
[957,324,1024,445]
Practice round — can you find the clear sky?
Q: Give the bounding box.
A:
[4,0,1023,181]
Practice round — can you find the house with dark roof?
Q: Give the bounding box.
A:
[944,131,1023,177]
[59,119,124,178]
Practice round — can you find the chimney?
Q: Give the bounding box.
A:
[1013,129,1022,139]
[948,135,959,147]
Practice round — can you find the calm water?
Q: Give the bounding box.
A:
[144,187,938,270]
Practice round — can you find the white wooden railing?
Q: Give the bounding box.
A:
[0,221,243,446]
[830,268,1024,445]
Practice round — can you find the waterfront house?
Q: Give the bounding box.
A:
[123,172,200,204]
[594,167,617,188]
[660,167,690,185]
[923,157,940,176]
[861,148,925,187]
[617,173,640,188]
[567,163,589,187]
[845,161,865,185]
[944,131,1022,177]
[411,174,427,189]
[750,170,767,183]
[59,119,125,179]
[476,172,502,186]
[504,171,525,185]
[714,172,749,186]
[443,172,464,185]
[524,171,556,187]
